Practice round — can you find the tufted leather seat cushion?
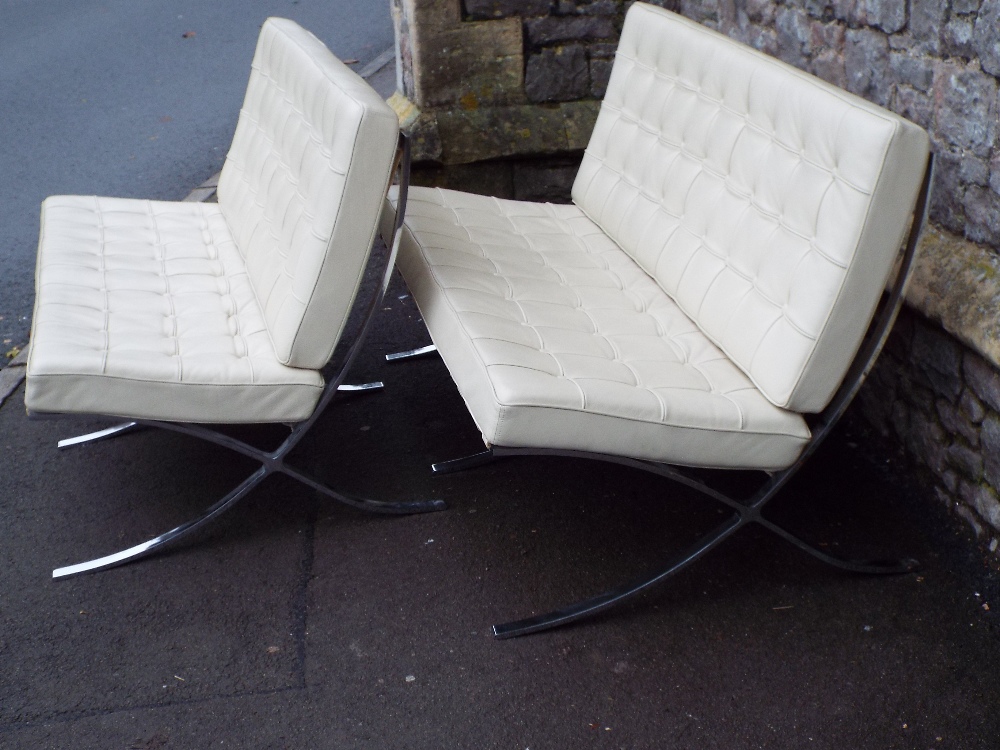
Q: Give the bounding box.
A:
[386,187,811,470]
[26,197,324,423]
[26,19,399,423]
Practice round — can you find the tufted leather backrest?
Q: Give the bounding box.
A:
[573,3,929,413]
[217,18,399,370]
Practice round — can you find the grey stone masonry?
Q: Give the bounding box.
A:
[861,308,1000,561]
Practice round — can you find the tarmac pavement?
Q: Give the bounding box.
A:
[3,38,1000,750]
[3,253,1000,748]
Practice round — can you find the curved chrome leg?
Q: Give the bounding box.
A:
[279,463,446,514]
[53,466,268,579]
[337,382,384,392]
[57,422,141,449]
[493,514,743,639]
[471,445,919,638]
[757,517,919,575]
[386,344,437,362]
[431,450,497,474]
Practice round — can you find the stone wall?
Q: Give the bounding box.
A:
[390,0,1000,558]
[860,306,1000,558]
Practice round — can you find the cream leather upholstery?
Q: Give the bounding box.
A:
[576,5,929,412]
[385,3,930,470]
[387,188,810,470]
[26,19,399,423]
[218,19,399,370]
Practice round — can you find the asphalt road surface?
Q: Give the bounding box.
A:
[0,0,394,352]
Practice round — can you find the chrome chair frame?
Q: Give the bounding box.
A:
[41,136,447,579]
[416,155,935,639]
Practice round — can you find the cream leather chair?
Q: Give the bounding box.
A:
[27,18,443,578]
[384,3,934,637]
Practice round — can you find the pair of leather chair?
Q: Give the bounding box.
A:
[26,5,933,637]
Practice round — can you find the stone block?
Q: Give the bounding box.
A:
[947,440,984,481]
[956,502,986,537]
[964,186,1000,247]
[991,153,1000,195]
[910,410,948,475]
[575,0,619,15]
[589,57,614,98]
[862,0,906,34]
[831,0,864,25]
[975,486,1000,532]
[942,469,960,494]
[960,388,988,425]
[939,397,981,446]
[588,42,617,58]
[908,228,1000,373]
[464,0,553,18]
[927,151,966,233]
[932,61,998,158]
[908,0,946,55]
[911,320,964,401]
[810,19,845,50]
[892,87,933,131]
[811,49,847,89]
[745,0,777,24]
[525,45,590,102]
[803,0,826,19]
[935,486,955,509]
[436,100,600,163]
[775,6,811,66]
[525,14,616,44]
[898,372,937,414]
[409,18,525,108]
[960,155,991,187]
[960,481,1000,532]
[944,18,977,59]
[966,352,1000,413]
[746,25,780,56]
[973,0,1000,77]
[953,0,983,13]
[980,412,1000,486]
[680,0,719,25]
[889,52,934,92]
[845,28,891,106]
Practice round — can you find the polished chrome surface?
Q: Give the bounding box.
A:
[337,382,384,392]
[431,450,496,474]
[53,466,268,578]
[488,444,922,639]
[57,422,140,449]
[385,344,437,362]
[493,515,743,639]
